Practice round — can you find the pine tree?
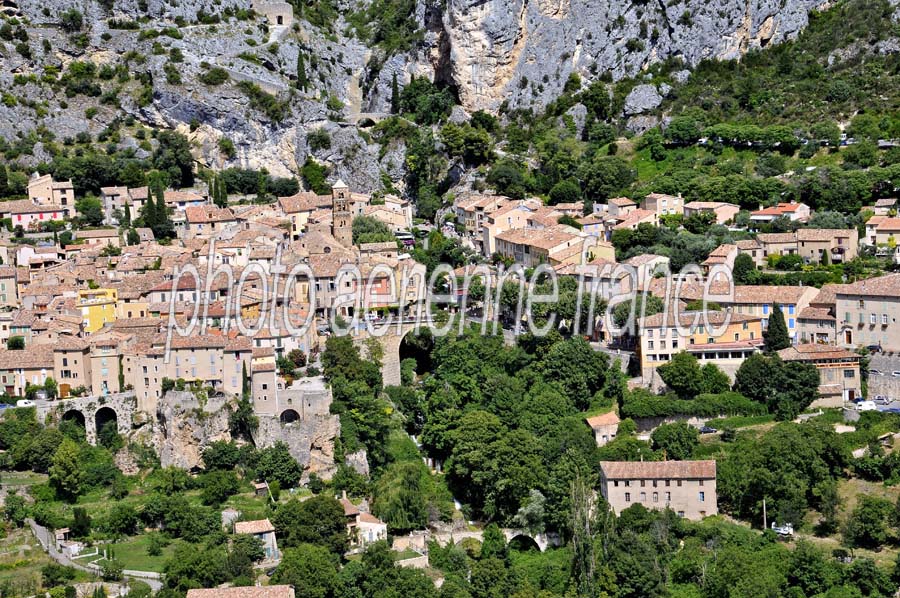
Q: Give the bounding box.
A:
[296,47,309,92]
[764,303,791,352]
[0,165,8,198]
[155,186,174,238]
[390,73,400,114]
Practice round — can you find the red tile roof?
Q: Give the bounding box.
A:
[600,460,716,480]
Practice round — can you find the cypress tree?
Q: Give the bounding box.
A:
[155,186,173,238]
[0,165,8,198]
[764,303,791,352]
[122,202,131,227]
[296,47,309,92]
[390,73,400,114]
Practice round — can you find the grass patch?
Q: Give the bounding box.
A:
[0,472,48,487]
[706,414,776,429]
[109,535,183,572]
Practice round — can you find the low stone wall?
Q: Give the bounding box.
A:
[396,554,429,569]
[633,415,708,433]
[870,376,900,401]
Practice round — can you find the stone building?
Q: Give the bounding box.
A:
[599,460,717,520]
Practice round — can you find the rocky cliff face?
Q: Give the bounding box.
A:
[424,0,830,112]
[0,0,859,182]
[150,391,339,474]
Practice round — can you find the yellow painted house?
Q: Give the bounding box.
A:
[78,288,118,333]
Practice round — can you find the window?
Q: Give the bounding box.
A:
[699,480,704,486]
[647,329,654,338]
[788,318,795,328]
[665,492,671,502]
[708,337,714,344]
[613,480,619,487]
[883,314,889,325]
[844,369,855,379]
[648,340,654,349]
[859,299,866,309]
[699,492,705,502]
[652,492,659,503]
[665,480,670,487]
[763,304,769,315]
[871,314,877,324]
[672,339,679,349]
[625,493,631,502]
[788,305,795,315]
[734,333,739,341]
[624,481,630,487]
[677,480,682,487]
[640,492,647,502]
[640,480,646,487]
[677,511,685,518]
[742,322,748,330]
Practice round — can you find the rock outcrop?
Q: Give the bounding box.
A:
[425,0,830,111]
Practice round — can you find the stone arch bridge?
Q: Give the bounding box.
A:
[37,392,137,445]
[352,321,432,387]
[428,528,559,552]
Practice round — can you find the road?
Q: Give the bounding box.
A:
[27,518,163,592]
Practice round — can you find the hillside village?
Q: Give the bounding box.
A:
[4,0,900,594]
[0,164,899,595]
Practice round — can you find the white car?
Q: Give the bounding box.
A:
[15,400,34,408]
[858,401,878,412]
[892,371,900,378]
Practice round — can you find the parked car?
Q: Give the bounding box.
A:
[699,426,717,434]
[867,344,883,354]
[858,401,878,411]
[15,400,34,407]
[870,369,884,376]
[892,371,900,378]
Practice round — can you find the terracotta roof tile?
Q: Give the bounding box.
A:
[600,460,716,480]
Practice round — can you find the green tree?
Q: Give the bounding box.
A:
[844,495,892,549]
[76,197,104,227]
[650,422,699,460]
[764,304,791,352]
[352,215,395,245]
[373,461,428,533]
[49,438,83,500]
[701,363,731,394]
[548,178,582,205]
[296,47,309,92]
[270,543,340,598]
[732,253,756,285]
[271,496,348,554]
[657,352,704,400]
[256,441,303,488]
[59,9,84,32]
[0,165,8,197]
[390,72,400,114]
[3,492,27,527]
[6,335,24,350]
[480,524,508,562]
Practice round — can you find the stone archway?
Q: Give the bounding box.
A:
[62,409,85,426]
[507,534,541,552]
[280,409,300,424]
[94,406,119,447]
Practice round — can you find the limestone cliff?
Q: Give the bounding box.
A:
[0,0,883,182]
[151,391,339,474]
[421,0,830,112]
